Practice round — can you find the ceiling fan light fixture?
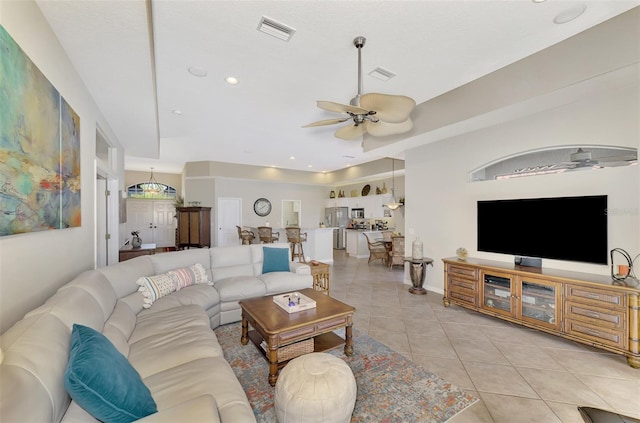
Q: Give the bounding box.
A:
[303,36,414,141]
[257,16,296,42]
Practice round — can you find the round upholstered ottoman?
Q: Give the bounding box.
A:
[274,352,357,423]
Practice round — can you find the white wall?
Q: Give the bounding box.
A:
[213,178,328,231]
[406,87,639,294]
[0,1,125,333]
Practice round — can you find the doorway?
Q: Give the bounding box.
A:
[126,199,176,248]
[217,197,242,247]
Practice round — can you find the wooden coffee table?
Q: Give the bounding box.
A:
[239,288,355,386]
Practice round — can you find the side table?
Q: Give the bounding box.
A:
[119,243,157,262]
[309,261,330,295]
[403,257,434,295]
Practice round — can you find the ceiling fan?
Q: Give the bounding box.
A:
[303,36,416,140]
[552,147,638,170]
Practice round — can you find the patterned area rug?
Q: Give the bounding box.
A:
[214,323,477,422]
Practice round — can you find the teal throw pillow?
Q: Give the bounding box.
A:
[64,324,157,423]
[263,246,290,273]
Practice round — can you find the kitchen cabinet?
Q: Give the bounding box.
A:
[443,257,640,368]
[325,194,393,218]
[325,198,349,208]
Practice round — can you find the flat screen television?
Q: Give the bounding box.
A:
[477,195,608,265]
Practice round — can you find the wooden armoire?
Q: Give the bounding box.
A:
[175,207,211,249]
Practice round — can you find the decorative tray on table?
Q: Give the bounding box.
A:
[273,292,317,313]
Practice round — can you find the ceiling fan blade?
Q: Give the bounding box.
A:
[334,123,367,140]
[317,100,369,115]
[302,118,349,128]
[366,118,414,137]
[359,93,416,123]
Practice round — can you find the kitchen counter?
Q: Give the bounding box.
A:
[346,230,383,258]
[249,227,333,263]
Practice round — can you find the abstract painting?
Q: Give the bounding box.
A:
[0,25,81,236]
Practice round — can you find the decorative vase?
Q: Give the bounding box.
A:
[381,182,387,194]
[412,237,423,260]
[330,190,335,199]
[132,236,142,248]
[456,247,468,261]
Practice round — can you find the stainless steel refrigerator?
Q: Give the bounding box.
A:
[325,207,349,249]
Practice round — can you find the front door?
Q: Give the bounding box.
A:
[126,200,176,248]
[217,197,241,247]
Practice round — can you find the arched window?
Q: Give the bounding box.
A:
[127,183,177,199]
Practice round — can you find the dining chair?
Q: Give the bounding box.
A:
[237,226,255,245]
[257,226,280,243]
[388,236,405,270]
[363,232,387,265]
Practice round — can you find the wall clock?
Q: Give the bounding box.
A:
[253,198,272,217]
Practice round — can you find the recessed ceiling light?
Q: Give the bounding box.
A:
[307,165,313,168]
[187,66,207,77]
[172,109,183,115]
[532,0,546,3]
[553,4,587,24]
[290,156,295,160]
[257,16,296,42]
[225,76,239,85]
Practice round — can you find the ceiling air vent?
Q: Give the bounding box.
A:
[368,67,396,81]
[257,16,296,42]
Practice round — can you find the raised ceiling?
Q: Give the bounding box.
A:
[35,1,639,174]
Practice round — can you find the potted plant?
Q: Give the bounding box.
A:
[174,195,184,209]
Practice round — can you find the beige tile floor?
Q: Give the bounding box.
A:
[327,250,640,423]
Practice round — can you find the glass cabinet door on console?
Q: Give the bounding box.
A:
[480,271,514,317]
[517,277,561,330]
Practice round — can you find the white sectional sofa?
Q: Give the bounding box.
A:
[0,243,313,423]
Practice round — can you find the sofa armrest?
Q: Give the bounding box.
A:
[289,262,311,275]
[136,395,220,423]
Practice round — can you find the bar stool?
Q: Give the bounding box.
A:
[236,226,255,245]
[257,226,280,243]
[285,227,307,262]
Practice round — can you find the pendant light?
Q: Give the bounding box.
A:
[384,158,403,210]
[140,167,165,195]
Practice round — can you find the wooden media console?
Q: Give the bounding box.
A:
[442,257,640,368]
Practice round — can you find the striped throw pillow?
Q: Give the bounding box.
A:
[136,263,210,308]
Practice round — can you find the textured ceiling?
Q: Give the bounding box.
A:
[36,1,639,174]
